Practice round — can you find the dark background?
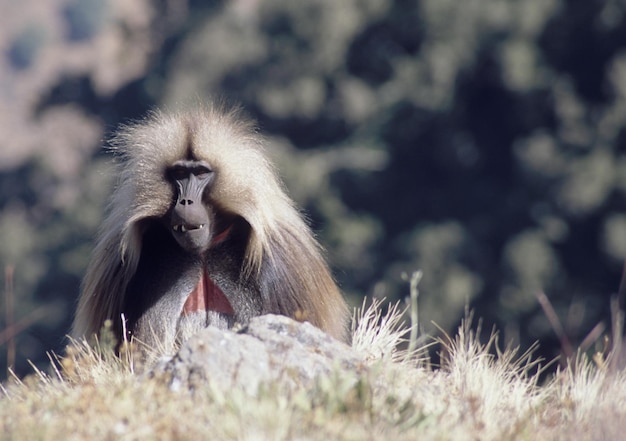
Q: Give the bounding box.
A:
[1,0,625,377]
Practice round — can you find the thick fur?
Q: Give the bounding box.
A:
[72,104,349,347]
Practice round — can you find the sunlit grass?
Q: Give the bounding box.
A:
[1,273,625,440]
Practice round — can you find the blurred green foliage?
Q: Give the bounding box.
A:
[63,0,110,42]
[2,0,626,376]
[7,26,46,70]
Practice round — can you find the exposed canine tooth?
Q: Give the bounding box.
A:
[199,224,205,229]
[181,225,187,233]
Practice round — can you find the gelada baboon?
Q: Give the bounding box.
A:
[72,104,349,351]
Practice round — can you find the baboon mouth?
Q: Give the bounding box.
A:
[172,224,206,233]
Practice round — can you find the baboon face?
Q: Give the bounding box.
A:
[167,159,236,255]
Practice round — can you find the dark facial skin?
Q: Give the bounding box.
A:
[168,160,214,254]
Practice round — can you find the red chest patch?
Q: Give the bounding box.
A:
[182,268,235,315]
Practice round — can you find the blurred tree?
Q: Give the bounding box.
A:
[63,0,110,42]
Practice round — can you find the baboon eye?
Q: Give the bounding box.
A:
[192,165,212,179]
[169,166,189,181]
[168,163,213,181]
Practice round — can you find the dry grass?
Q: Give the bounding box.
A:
[1,277,626,440]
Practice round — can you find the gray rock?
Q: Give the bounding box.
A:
[153,314,366,395]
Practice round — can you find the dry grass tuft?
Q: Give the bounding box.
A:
[1,274,626,440]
